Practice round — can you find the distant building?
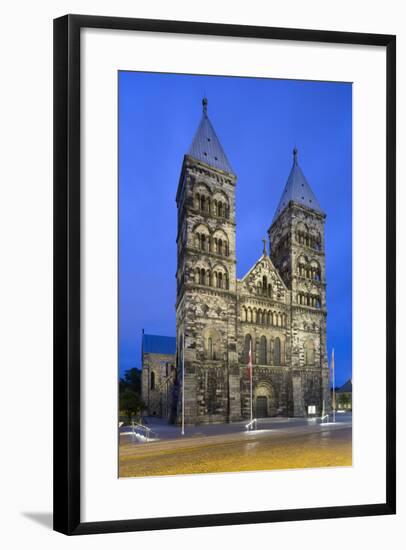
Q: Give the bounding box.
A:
[141,332,176,418]
[335,379,352,410]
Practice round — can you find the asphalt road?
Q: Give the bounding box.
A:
[119,419,352,477]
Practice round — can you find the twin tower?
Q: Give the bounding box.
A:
[175,98,330,424]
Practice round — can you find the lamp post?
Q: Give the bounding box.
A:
[181,333,185,436]
[332,348,336,423]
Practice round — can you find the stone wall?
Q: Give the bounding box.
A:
[141,352,176,418]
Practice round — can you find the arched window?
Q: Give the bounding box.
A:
[150,371,155,390]
[259,336,267,364]
[305,339,315,365]
[213,231,229,257]
[262,276,268,296]
[244,334,252,363]
[204,329,220,360]
[247,308,252,323]
[218,272,223,288]
[208,337,213,360]
[274,337,281,365]
[242,307,247,322]
[314,233,322,251]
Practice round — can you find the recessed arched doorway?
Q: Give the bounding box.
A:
[254,383,275,417]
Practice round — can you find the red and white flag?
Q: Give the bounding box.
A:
[248,340,253,422]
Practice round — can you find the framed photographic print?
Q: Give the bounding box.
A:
[53,14,396,535]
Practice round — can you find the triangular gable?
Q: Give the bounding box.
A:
[239,254,287,292]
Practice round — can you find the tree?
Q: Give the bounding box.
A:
[338,393,351,410]
[119,368,144,422]
[119,389,145,423]
[119,367,141,394]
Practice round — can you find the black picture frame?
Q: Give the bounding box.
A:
[53,14,396,536]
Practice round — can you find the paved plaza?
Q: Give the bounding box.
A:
[119,413,352,477]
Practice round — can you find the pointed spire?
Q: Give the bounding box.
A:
[188,98,234,174]
[272,148,323,223]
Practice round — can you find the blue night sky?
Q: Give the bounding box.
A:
[119,71,352,388]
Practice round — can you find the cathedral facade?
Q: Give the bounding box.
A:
[142,98,331,424]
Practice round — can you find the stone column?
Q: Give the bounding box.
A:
[292,373,305,417]
[321,368,332,413]
[228,365,242,421]
[183,365,198,424]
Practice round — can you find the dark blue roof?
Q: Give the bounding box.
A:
[142,333,176,355]
[272,148,323,223]
[188,98,234,175]
[337,379,352,393]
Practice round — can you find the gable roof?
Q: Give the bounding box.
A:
[337,379,352,393]
[188,98,234,175]
[239,252,287,290]
[142,333,176,355]
[272,148,323,223]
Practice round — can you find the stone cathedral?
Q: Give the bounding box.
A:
[141,98,331,424]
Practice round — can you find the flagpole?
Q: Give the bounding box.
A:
[181,333,185,435]
[332,348,336,423]
[249,340,253,423]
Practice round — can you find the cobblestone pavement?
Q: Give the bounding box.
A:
[119,416,352,477]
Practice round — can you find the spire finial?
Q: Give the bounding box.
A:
[202,96,208,115]
[262,237,268,256]
[293,147,298,163]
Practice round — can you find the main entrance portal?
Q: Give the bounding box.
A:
[256,396,268,418]
[254,382,275,417]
